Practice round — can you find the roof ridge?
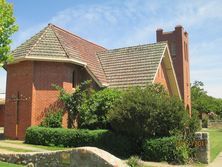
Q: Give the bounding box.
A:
[49,23,107,50]
[98,42,167,54]
[49,24,70,59]
[25,26,49,57]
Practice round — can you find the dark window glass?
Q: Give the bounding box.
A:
[72,71,76,88]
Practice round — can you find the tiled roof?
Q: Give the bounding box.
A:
[11,24,108,86]
[11,23,168,88]
[97,42,167,88]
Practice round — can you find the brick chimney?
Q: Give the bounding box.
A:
[156,25,191,115]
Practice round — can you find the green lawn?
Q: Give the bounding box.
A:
[202,128,222,162]
[22,143,69,151]
[0,141,69,167]
[2,140,69,151]
[0,161,23,167]
[0,146,33,152]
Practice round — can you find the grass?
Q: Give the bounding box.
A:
[0,141,68,167]
[0,161,23,167]
[201,128,222,162]
[0,146,34,152]
[23,144,68,151]
[3,140,69,151]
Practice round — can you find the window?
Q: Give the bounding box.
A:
[184,42,188,61]
[72,71,76,88]
[170,42,176,58]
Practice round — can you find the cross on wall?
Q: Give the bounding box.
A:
[6,91,30,139]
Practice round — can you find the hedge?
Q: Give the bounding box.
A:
[25,126,136,158]
[142,136,190,164]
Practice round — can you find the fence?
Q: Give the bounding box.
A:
[208,120,222,128]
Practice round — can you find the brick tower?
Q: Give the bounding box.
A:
[156,25,191,114]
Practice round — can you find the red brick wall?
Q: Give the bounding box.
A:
[5,61,34,139]
[0,104,5,127]
[154,61,173,95]
[32,62,95,126]
[5,61,97,139]
[156,26,191,114]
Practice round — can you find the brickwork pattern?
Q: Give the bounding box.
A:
[156,26,191,113]
[5,61,97,140]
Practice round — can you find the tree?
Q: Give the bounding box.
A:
[0,0,18,66]
[191,81,222,118]
[108,84,190,140]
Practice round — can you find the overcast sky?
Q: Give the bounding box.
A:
[0,0,222,98]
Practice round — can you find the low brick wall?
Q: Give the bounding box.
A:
[0,147,127,167]
[195,132,210,164]
[208,120,222,129]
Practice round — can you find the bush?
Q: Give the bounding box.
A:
[56,81,121,129]
[185,109,201,141]
[40,108,63,128]
[108,85,188,141]
[79,88,121,129]
[25,126,136,158]
[127,156,142,167]
[55,80,94,128]
[142,136,189,164]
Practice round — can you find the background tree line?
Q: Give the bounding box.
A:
[191,81,222,119]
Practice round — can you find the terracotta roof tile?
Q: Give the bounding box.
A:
[97,42,167,88]
[11,24,108,86]
[11,24,167,88]
[51,24,108,85]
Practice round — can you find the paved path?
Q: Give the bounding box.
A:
[141,161,190,167]
[0,127,47,152]
[208,152,222,167]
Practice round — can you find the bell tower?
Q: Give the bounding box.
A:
[156,25,191,114]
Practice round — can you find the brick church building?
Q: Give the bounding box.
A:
[3,24,191,139]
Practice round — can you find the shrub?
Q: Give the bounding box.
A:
[54,80,94,128]
[25,126,136,158]
[127,156,142,167]
[79,88,121,129]
[142,136,189,164]
[55,81,122,129]
[108,84,188,141]
[40,108,63,128]
[185,109,201,140]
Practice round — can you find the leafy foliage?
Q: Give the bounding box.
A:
[0,0,18,66]
[40,108,63,128]
[108,84,189,140]
[142,136,190,164]
[55,81,121,129]
[79,88,121,129]
[127,156,142,167]
[191,81,222,118]
[25,126,136,158]
[54,80,94,128]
